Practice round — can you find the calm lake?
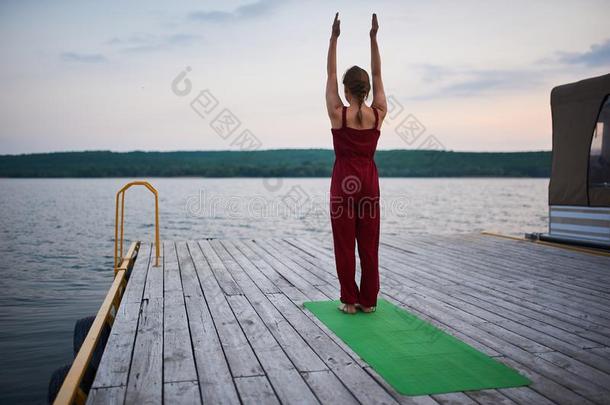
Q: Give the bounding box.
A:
[0,177,548,404]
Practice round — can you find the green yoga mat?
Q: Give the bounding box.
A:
[304,299,530,396]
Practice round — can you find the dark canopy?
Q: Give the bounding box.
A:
[549,73,610,206]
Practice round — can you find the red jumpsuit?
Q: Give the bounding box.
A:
[330,106,381,308]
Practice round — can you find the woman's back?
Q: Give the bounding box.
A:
[332,105,380,160]
[332,104,380,130]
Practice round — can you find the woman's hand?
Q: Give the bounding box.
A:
[370,13,379,38]
[331,12,340,39]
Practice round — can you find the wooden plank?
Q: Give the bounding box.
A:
[268,241,338,286]
[535,350,610,389]
[162,242,198,384]
[142,242,164,300]
[234,376,280,405]
[86,386,126,405]
[163,381,202,404]
[301,370,360,405]
[381,290,607,403]
[382,290,610,401]
[267,293,399,404]
[387,236,610,311]
[218,238,400,404]
[89,235,610,405]
[213,240,329,373]
[122,242,152,304]
[218,239,280,294]
[188,241,264,378]
[464,389,517,404]
[296,236,515,363]
[372,251,610,396]
[431,392,477,405]
[472,234,610,277]
[279,238,503,358]
[264,239,375,368]
[232,239,310,303]
[444,283,610,339]
[91,302,141,388]
[386,235,610,298]
[382,242,610,342]
[163,241,182,299]
[587,347,610,361]
[364,240,606,350]
[176,241,240,404]
[232,239,293,289]
[176,242,204,298]
[125,297,163,405]
[372,244,610,373]
[497,386,556,405]
[243,239,328,301]
[438,235,610,301]
[163,301,198,383]
[290,238,610,403]
[497,357,594,405]
[418,233,610,276]
[226,294,319,404]
[362,366,440,405]
[284,237,507,364]
[198,240,242,296]
[254,239,328,286]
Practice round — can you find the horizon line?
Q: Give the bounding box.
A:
[0,148,553,157]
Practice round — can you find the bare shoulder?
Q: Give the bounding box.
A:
[372,103,387,129]
[372,101,387,117]
[329,106,343,129]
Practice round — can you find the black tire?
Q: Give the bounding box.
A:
[73,316,111,370]
[91,322,111,370]
[48,364,71,404]
[73,316,95,357]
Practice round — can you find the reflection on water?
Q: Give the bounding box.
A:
[0,177,548,404]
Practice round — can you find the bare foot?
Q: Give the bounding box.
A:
[356,304,376,313]
[338,303,357,314]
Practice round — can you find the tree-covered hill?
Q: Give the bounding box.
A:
[0,149,551,177]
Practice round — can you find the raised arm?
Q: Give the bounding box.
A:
[370,14,387,113]
[326,13,343,123]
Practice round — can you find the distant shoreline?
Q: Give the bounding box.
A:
[0,149,551,178]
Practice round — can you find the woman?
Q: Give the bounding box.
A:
[326,13,387,314]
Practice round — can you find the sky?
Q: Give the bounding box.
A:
[0,0,609,154]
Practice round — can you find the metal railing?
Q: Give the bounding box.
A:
[114,181,160,272]
[54,242,140,405]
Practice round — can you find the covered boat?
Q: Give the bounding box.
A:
[545,73,610,248]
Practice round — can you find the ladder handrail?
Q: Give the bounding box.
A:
[54,242,140,405]
[114,181,160,272]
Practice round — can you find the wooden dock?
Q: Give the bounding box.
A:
[86,234,610,405]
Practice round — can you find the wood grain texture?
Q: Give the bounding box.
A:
[88,234,610,405]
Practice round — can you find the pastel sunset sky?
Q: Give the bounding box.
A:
[1,0,609,153]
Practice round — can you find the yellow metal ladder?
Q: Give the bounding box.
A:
[114,181,161,272]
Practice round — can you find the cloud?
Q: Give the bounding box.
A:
[439,69,544,96]
[189,0,279,22]
[556,38,610,67]
[411,37,610,99]
[411,65,546,99]
[417,64,454,83]
[106,32,201,53]
[60,52,107,63]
